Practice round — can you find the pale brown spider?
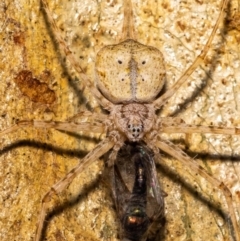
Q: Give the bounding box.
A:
[0,0,240,240]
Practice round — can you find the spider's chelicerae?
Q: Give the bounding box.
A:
[0,0,240,240]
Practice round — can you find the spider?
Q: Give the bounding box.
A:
[2,1,239,240]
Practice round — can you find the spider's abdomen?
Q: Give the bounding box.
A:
[96,39,166,104]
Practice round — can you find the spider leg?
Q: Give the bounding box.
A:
[153,0,229,110]
[40,0,113,111]
[161,117,240,135]
[35,137,115,241]
[0,111,106,136]
[154,138,240,241]
[0,120,105,136]
[67,111,107,123]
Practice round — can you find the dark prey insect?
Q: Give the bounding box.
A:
[110,142,164,241]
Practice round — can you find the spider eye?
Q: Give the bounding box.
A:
[118,60,122,64]
[142,60,146,65]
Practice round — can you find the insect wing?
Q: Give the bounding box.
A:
[109,143,164,241]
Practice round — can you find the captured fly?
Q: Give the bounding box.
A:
[109,142,165,241]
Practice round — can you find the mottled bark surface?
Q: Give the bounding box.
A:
[0,0,239,241]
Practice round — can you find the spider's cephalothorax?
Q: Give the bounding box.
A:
[109,103,156,142]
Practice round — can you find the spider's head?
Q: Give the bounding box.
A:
[127,122,144,142]
[116,103,151,142]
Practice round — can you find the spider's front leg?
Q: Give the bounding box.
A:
[35,137,114,241]
[0,111,111,240]
[154,138,240,241]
